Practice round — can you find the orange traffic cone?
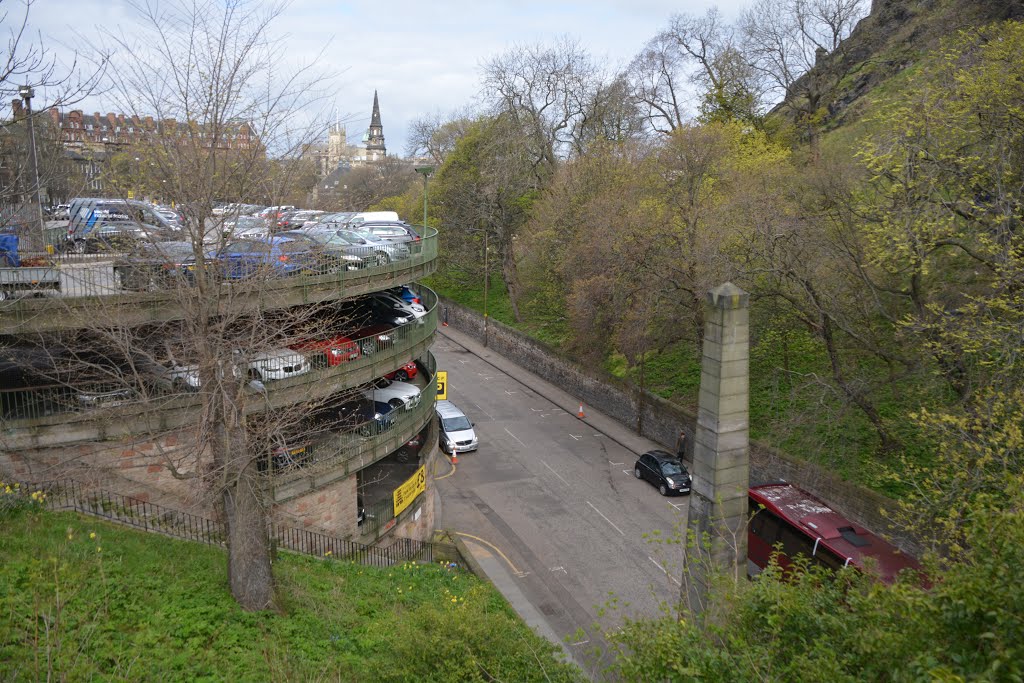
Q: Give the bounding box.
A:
[578,403,585,419]
[451,450,459,465]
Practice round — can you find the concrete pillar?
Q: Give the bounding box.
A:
[683,282,750,615]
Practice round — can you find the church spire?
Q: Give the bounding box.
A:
[366,90,386,160]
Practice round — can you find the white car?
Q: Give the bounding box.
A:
[361,379,421,410]
[241,349,309,381]
[369,291,426,323]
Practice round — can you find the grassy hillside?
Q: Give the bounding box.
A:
[0,502,581,682]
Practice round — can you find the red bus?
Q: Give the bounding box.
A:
[748,483,921,585]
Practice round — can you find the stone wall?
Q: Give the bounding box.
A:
[273,473,358,537]
[439,297,922,557]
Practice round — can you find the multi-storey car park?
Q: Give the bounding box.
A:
[0,221,441,545]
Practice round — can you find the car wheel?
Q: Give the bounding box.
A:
[374,251,390,266]
[634,466,642,479]
[393,370,408,382]
[659,483,669,496]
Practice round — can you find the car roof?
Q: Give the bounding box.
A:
[643,449,680,463]
[435,400,466,418]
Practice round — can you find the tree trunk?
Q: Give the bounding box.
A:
[501,242,523,322]
[222,459,276,611]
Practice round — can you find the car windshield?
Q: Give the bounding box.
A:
[661,461,685,476]
[442,416,472,431]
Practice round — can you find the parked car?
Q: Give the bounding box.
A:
[257,439,314,473]
[336,296,416,327]
[349,322,395,356]
[369,290,426,322]
[362,378,421,410]
[351,221,421,244]
[66,198,181,252]
[241,348,309,382]
[301,229,400,268]
[73,223,149,254]
[215,234,332,279]
[395,422,430,463]
[384,361,417,382]
[289,334,360,367]
[112,241,202,291]
[634,450,692,496]
[307,395,395,437]
[436,400,478,455]
[221,215,268,239]
[276,209,324,232]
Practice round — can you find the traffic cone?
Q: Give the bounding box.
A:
[451,450,459,465]
[578,403,585,419]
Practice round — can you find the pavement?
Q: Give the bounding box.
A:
[434,323,667,669]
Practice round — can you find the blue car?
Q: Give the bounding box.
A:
[216,233,328,279]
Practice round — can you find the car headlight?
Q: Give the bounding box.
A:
[666,477,676,486]
[394,316,409,324]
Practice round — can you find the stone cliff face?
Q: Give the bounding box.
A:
[787,0,1024,127]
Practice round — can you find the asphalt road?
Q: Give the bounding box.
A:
[432,329,689,676]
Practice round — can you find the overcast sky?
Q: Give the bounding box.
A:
[28,0,748,156]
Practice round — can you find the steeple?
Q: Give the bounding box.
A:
[366,90,386,160]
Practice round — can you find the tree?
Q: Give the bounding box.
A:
[404,111,475,166]
[44,0,336,611]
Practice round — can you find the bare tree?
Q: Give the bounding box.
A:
[625,31,691,135]
[404,110,475,166]
[481,37,599,177]
[54,0,337,611]
[740,0,868,132]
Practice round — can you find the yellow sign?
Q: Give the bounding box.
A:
[393,465,426,516]
[436,371,447,400]
[127,191,135,199]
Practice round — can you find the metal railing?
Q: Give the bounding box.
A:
[11,478,454,568]
[0,288,437,427]
[0,230,438,333]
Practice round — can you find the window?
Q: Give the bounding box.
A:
[750,505,782,544]
[778,523,816,561]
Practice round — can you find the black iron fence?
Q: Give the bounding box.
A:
[11,478,453,569]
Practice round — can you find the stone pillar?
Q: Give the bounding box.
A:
[683,282,750,615]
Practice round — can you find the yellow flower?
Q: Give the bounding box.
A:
[324,550,332,556]
[89,532,96,540]
[96,546,102,553]
[451,597,457,603]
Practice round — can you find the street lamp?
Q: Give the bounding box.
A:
[18,84,45,246]
[413,165,433,230]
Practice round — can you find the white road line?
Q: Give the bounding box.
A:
[550,566,568,574]
[541,413,551,418]
[542,461,571,487]
[504,390,518,395]
[667,501,687,510]
[586,501,625,536]
[569,434,582,441]
[471,402,495,421]
[530,407,543,412]
[648,556,682,586]
[609,461,623,466]
[504,428,527,447]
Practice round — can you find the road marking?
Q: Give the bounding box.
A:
[586,501,625,536]
[455,532,528,577]
[569,434,582,441]
[609,461,623,466]
[504,428,527,447]
[434,456,457,480]
[541,413,551,418]
[530,408,543,412]
[570,640,590,647]
[667,500,687,510]
[649,556,682,586]
[504,390,517,395]
[593,434,603,437]
[550,566,568,575]
[471,402,495,421]
[622,469,633,476]
[542,461,571,487]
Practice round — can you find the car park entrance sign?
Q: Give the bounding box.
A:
[436,371,447,400]
[393,465,426,516]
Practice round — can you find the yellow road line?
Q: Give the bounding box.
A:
[454,531,524,576]
[434,455,456,480]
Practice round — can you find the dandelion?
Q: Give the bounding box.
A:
[96,546,102,553]
[89,532,96,540]
[451,597,457,603]
[324,550,332,557]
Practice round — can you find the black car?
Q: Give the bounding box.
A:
[113,241,201,290]
[306,396,396,438]
[634,450,692,496]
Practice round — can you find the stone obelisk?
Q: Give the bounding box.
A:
[683,282,750,615]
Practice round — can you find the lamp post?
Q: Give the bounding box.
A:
[483,225,489,348]
[18,84,45,246]
[413,165,433,231]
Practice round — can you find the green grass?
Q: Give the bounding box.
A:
[0,505,581,682]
